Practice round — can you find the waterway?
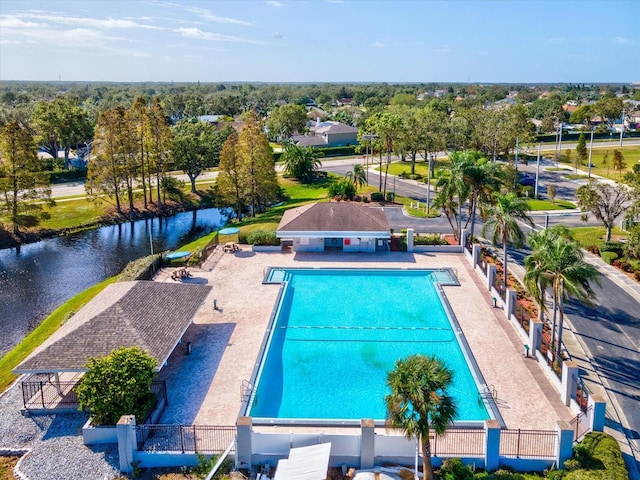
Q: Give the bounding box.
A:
[0,208,226,357]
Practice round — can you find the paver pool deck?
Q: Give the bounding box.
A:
[153,249,575,430]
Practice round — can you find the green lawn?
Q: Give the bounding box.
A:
[553,145,640,181]
[570,226,626,249]
[527,199,576,211]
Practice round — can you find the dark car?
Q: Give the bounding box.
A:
[517,173,536,187]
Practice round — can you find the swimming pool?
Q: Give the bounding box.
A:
[247,268,494,424]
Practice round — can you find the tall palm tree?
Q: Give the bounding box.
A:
[436,151,470,240]
[527,236,600,365]
[385,354,457,480]
[482,192,534,285]
[345,163,367,191]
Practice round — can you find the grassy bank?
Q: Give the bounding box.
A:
[0,276,117,392]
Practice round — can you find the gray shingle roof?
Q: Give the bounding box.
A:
[14,281,212,374]
[277,202,390,234]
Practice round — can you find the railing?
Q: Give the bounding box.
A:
[570,406,592,442]
[493,275,507,301]
[22,378,167,413]
[574,374,590,413]
[432,428,485,457]
[514,302,532,335]
[499,429,558,459]
[137,424,236,454]
[198,232,221,268]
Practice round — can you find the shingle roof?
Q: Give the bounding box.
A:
[292,135,328,147]
[14,281,212,374]
[310,121,358,135]
[277,202,390,234]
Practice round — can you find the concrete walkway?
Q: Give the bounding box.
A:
[153,249,574,433]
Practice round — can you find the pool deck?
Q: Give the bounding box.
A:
[153,249,575,430]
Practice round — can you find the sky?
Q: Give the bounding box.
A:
[0,0,638,84]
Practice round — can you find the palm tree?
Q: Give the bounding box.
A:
[436,151,470,240]
[345,163,367,191]
[281,144,323,183]
[385,354,457,480]
[482,192,534,285]
[527,236,600,365]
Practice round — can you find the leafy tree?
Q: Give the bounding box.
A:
[482,192,534,285]
[624,224,640,259]
[602,150,610,175]
[86,106,131,214]
[436,151,471,240]
[612,149,626,175]
[76,346,157,426]
[215,130,246,219]
[265,104,307,140]
[575,132,588,168]
[128,96,152,209]
[569,105,594,128]
[524,236,599,365]
[594,97,623,130]
[236,112,279,216]
[367,111,402,196]
[623,163,640,222]
[385,354,457,480]
[31,96,93,170]
[281,143,323,183]
[0,121,52,234]
[148,97,172,212]
[547,184,557,203]
[576,180,630,242]
[172,120,220,193]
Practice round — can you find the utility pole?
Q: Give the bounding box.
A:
[588,128,594,179]
[619,109,625,147]
[535,143,541,199]
[426,154,432,213]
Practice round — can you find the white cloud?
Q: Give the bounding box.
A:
[613,36,633,44]
[372,41,385,48]
[177,27,264,44]
[272,32,283,39]
[6,11,163,30]
[183,6,253,26]
[267,0,284,6]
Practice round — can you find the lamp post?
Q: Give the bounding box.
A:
[619,109,625,147]
[557,125,563,166]
[535,143,541,199]
[588,127,594,179]
[426,153,434,214]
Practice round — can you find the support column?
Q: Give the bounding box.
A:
[505,289,516,317]
[236,416,253,471]
[360,419,375,469]
[117,415,136,474]
[461,229,468,247]
[555,421,574,468]
[588,394,607,432]
[406,228,414,253]
[484,420,501,471]
[472,244,480,267]
[561,361,579,407]
[529,319,542,352]
[487,265,496,292]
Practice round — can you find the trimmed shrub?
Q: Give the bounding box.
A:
[370,192,384,202]
[437,458,474,480]
[246,229,279,246]
[600,242,624,256]
[600,251,618,265]
[414,234,447,246]
[564,432,628,480]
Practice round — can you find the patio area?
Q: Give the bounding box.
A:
[152,249,575,430]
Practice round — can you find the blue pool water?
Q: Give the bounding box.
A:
[249,269,490,422]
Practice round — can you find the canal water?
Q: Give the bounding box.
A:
[0,208,226,357]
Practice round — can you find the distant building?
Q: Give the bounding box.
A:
[291,120,358,148]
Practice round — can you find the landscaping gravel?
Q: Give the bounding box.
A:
[0,379,120,480]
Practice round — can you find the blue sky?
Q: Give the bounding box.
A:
[0,0,638,83]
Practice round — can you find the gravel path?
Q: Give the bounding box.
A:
[0,378,120,480]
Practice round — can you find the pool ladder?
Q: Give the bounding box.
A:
[241,380,254,403]
[479,384,498,404]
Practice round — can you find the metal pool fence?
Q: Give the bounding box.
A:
[136,424,236,454]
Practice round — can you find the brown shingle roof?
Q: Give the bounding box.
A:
[277,202,390,234]
[14,281,212,374]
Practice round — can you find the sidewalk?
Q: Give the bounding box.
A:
[504,245,640,478]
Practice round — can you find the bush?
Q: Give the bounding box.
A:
[600,242,624,256]
[246,229,279,246]
[370,192,384,202]
[564,432,628,480]
[76,346,156,425]
[600,251,618,265]
[438,458,473,480]
[414,234,447,245]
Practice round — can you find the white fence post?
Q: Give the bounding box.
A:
[117,415,136,474]
[487,265,496,292]
[236,416,253,470]
[406,228,414,253]
[561,361,579,407]
[529,319,542,353]
[360,419,375,469]
[505,289,516,317]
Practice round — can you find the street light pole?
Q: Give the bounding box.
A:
[426,153,433,214]
[515,136,519,170]
[588,128,594,179]
[619,109,625,147]
[535,143,541,199]
[557,126,563,166]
